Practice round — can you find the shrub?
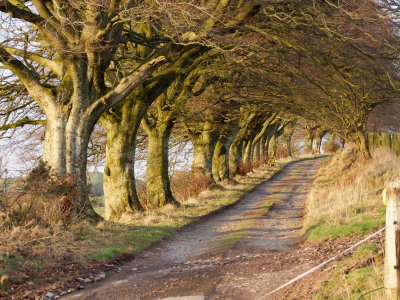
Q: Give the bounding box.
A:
[0,161,81,270]
[251,159,263,169]
[136,180,148,209]
[237,162,253,176]
[322,139,341,153]
[276,145,289,159]
[170,171,211,202]
[1,161,79,228]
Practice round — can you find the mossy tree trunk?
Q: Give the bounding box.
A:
[101,100,149,220]
[212,135,229,183]
[251,114,278,163]
[144,120,179,208]
[283,122,295,158]
[228,112,257,176]
[268,135,277,162]
[186,119,217,184]
[305,132,314,155]
[213,125,238,183]
[355,128,372,160]
[253,138,262,162]
[268,121,288,162]
[285,134,292,158]
[141,71,204,208]
[258,136,266,162]
[242,139,253,165]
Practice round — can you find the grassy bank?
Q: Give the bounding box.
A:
[304,147,399,299]
[0,159,293,297]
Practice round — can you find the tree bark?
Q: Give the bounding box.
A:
[356,129,372,160]
[145,121,179,208]
[283,123,295,158]
[305,132,314,155]
[191,120,217,183]
[43,109,98,220]
[212,127,237,183]
[264,135,272,161]
[43,113,68,177]
[229,139,244,176]
[250,114,278,163]
[242,139,253,165]
[285,135,292,157]
[253,138,261,162]
[268,135,277,162]
[259,136,266,162]
[313,130,326,154]
[101,101,148,220]
[228,113,257,176]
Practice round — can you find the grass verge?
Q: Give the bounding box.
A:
[312,243,384,300]
[304,146,398,299]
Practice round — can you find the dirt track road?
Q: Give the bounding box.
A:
[62,157,326,300]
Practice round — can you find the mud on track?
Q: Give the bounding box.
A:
[62,157,326,300]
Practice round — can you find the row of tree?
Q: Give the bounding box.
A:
[0,0,399,221]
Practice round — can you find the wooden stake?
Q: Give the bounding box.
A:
[385,182,400,300]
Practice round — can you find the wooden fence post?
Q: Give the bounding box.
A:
[385,182,400,300]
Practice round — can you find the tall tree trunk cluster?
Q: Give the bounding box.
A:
[187,113,292,186]
[0,0,385,224]
[367,132,400,155]
[0,0,262,222]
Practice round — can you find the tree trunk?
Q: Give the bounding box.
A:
[101,100,149,219]
[212,128,237,183]
[250,114,278,164]
[356,129,372,160]
[228,113,257,177]
[146,121,179,208]
[268,135,277,162]
[253,138,261,162]
[259,136,266,162]
[212,136,229,183]
[43,111,98,220]
[264,135,272,161]
[313,136,322,154]
[242,139,253,165]
[228,139,244,176]
[43,113,68,177]
[285,135,292,157]
[305,132,314,155]
[313,130,326,154]
[191,120,217,183]
[102,123,143,220]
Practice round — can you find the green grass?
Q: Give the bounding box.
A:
[0,255,23,268]
[306,215,385,241]
[91,247,127,261]
[0,255,44,292]
[314,243,383,300]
